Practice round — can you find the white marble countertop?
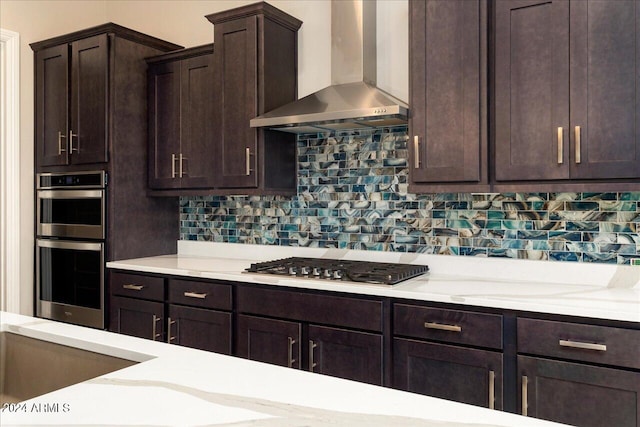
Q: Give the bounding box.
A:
[106,241,640,323]
[1,312,567,426]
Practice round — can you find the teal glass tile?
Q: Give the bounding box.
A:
[178,126,636,265]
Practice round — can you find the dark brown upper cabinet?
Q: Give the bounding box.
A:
[409,0,489,193]
[147,45,216,190]
[206,2,302,195]
[35,34,108,168]
[32,23,182,173]
[494,0,640,189]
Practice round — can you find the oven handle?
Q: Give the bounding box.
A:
[36,239,103,251]
[37,189,104,199]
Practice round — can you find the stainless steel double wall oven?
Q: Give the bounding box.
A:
[36,171,107,328]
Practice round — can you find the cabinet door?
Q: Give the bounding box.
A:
[308,325,383,386]
[394,338,503,410]
[35,44,69,167]
[180,54,216,189]
[109,296,164,341]
[236,315,301,369]
[494,0,570,181]
[148,61,181,189]
[213,17,259,189]
[410,0,484,184]
[168,304,231,354]
[70,34,108,165]
[518,355,640,427]
[570,0,640,179]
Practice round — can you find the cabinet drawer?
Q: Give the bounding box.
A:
[237,286,383,332]
[394,304,503,350]
[111,271,164,301]
[518,318,640,370]
[168,279,232,311]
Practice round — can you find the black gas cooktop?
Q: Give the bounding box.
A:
[245,257,429,285]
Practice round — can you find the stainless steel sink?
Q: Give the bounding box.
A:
[0,332,137,404]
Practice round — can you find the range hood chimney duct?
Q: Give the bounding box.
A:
[250,0,408,133]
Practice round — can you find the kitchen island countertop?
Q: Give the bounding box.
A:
[107,241,640,323]
[1,311,567,426]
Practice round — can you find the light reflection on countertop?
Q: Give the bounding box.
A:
[107,242,640,323]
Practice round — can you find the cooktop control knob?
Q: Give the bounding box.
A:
[333,270,344,280]
[288,266,297,275]
[323,269,332,279]
[312,267,322,277]
[300,266,310,276]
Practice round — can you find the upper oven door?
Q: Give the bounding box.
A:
[37,189,105,239]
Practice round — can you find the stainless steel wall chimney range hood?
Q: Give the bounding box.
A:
[250,0,408,133]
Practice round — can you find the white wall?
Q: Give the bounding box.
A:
[0,0,407,315]
[105,0,407,100]
[0,1,108,315]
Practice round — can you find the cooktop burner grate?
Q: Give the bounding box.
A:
[245,257,429,285]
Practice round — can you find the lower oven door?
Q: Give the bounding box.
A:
[36,239,104,329]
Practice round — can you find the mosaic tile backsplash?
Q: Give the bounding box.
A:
[180,126,640,264]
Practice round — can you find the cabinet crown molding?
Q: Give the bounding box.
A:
[205,1,302,31]
[30,22,182,52]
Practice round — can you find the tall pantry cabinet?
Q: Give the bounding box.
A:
[31,23,182,261]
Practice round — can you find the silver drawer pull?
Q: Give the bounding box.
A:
[574,125,581,164]
[522,375,528,416]
[309,340,317,372]
[413,135,420,169]
[559,339,607,352]
[123,284,144,291]
[557,127,563,164]
[489,370,495,410]
[288,337,297,368]
[245,147,253,176]
[424,322,462,333]
[167,317,176,343]
[152,315,162,341]
[184,291,207,299]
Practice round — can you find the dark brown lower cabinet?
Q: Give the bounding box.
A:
[168,305,232,354]
[308,325,383,386]
[236,315,383,385]
[394,338,503,409]
[236,314,301,368]
[518,355,640,427]
[110,295,164,341]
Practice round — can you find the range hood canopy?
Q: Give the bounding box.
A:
[250,0,408,134]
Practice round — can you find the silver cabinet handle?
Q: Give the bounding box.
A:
[167,317,176,343]
[179,153,187,177]
[287,337,297,368]
[424,322,462,333]
[557,127,563,164]
[574,125,581,164]
[171,153,177,178]
[122,284,144,291]
[488,370,496,410]
[183,291,207,299]
[152,315,162,341]
[309,340,317,372]
[245,147,252,176]
[559,339,606,352]
[413,135,420,169]
[57,131,67,154]
[522,375,528,416]
[69,130,78,153]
